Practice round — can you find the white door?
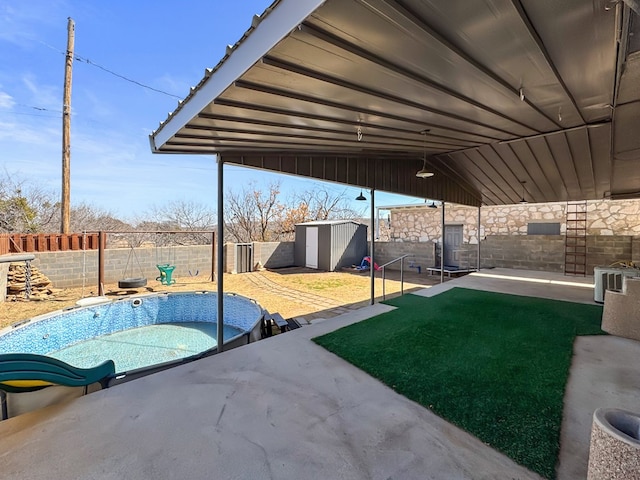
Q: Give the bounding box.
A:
[305,227,318,268]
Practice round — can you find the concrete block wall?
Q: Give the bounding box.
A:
[24,236,639,288]
[372,241,435,271]
[633,237,640,266]
[224,243,235,274]
[223,242,295,274]
[480,235,566,272]
[32,245,214,289]
[586,236,633,273]
[253,242,294,269]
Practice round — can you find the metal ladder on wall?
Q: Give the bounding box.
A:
[565,201,587,276]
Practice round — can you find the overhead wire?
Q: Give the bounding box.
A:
[37,39,182,99]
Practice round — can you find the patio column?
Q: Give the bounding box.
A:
[477,205,481,271]
[441,201,445,284]
[217,157,224,353]
[370,188,375,305]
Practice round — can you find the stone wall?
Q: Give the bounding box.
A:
[389,199,640,243]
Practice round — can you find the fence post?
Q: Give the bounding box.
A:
[0,235,8,255]
[98,231,105,296]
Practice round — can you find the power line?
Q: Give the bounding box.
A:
[0,111,60,119]
[38,39,182,99]
[16,103,63,114]
[73,54,182,99]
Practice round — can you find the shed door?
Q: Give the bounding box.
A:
[444,225,463,267]
[305,227,318,269]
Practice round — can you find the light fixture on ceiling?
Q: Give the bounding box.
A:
[604,0,619,11]
[519,87,525,101]
[355,190,367,201]
[428,201,438,208]
[519,181,528,204]
[416,130,434,178]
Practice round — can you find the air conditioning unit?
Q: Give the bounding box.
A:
[594,266,640,303]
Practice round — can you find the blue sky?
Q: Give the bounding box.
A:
[0,0,424,221]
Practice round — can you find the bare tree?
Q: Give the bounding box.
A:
[146,199,216,245]
[279,186,365,239]
[0,172,59,233]
[225,182,364,242]
[224,182,285,242]
[67,202,131,233]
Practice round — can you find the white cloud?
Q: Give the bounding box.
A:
[22,74,59,110]
[0,1,68,45]
[0,91,15,109]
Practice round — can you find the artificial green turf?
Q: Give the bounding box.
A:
[312,288,604,480]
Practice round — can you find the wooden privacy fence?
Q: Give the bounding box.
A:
[0,233,100,255]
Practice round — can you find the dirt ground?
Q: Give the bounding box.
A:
[0,267,445,330]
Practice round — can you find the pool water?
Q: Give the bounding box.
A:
[0,291,264,377]
[48,322,244,372]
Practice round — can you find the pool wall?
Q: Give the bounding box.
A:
[0,291,264,381]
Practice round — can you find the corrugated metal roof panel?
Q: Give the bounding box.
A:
[150,0,640,206]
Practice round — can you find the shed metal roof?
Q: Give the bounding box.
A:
[296,219,364,226]
[150,0,640,207]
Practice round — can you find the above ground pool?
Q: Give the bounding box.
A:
[0,291,264,381]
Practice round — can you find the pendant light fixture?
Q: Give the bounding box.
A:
[416,130,434,178]
[355,190,367,201]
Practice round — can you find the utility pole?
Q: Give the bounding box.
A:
[61,17,74,234]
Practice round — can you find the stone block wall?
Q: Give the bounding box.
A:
[388,199,640,243]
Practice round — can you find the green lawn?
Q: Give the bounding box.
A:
[312,288,604,479]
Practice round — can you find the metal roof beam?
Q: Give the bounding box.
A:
[509,0,586,124]
[258,58,526,137]
[233,79,511,139]
[294,23,542,134]
[215,97,499,144]
[197,111,483,147]
[385,0,563,128]
[185,123,467,150]
[173,131,452,151]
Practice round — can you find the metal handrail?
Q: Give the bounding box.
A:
[380,254,411,300]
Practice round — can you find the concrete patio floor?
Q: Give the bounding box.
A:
[1,268,639,479]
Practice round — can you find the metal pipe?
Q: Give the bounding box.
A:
[440,202,445,284]
[0,254,35,263]
[98,231,105,296]
[210,232,216,282]
[382,267,386,300]
[370,188,375,305]
[400,256,404,295]
[477,205,481,271]
[217,158,224,353]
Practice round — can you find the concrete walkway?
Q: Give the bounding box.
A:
[1,268,638,479]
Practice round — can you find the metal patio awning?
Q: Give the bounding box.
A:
[150,0,640,207]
